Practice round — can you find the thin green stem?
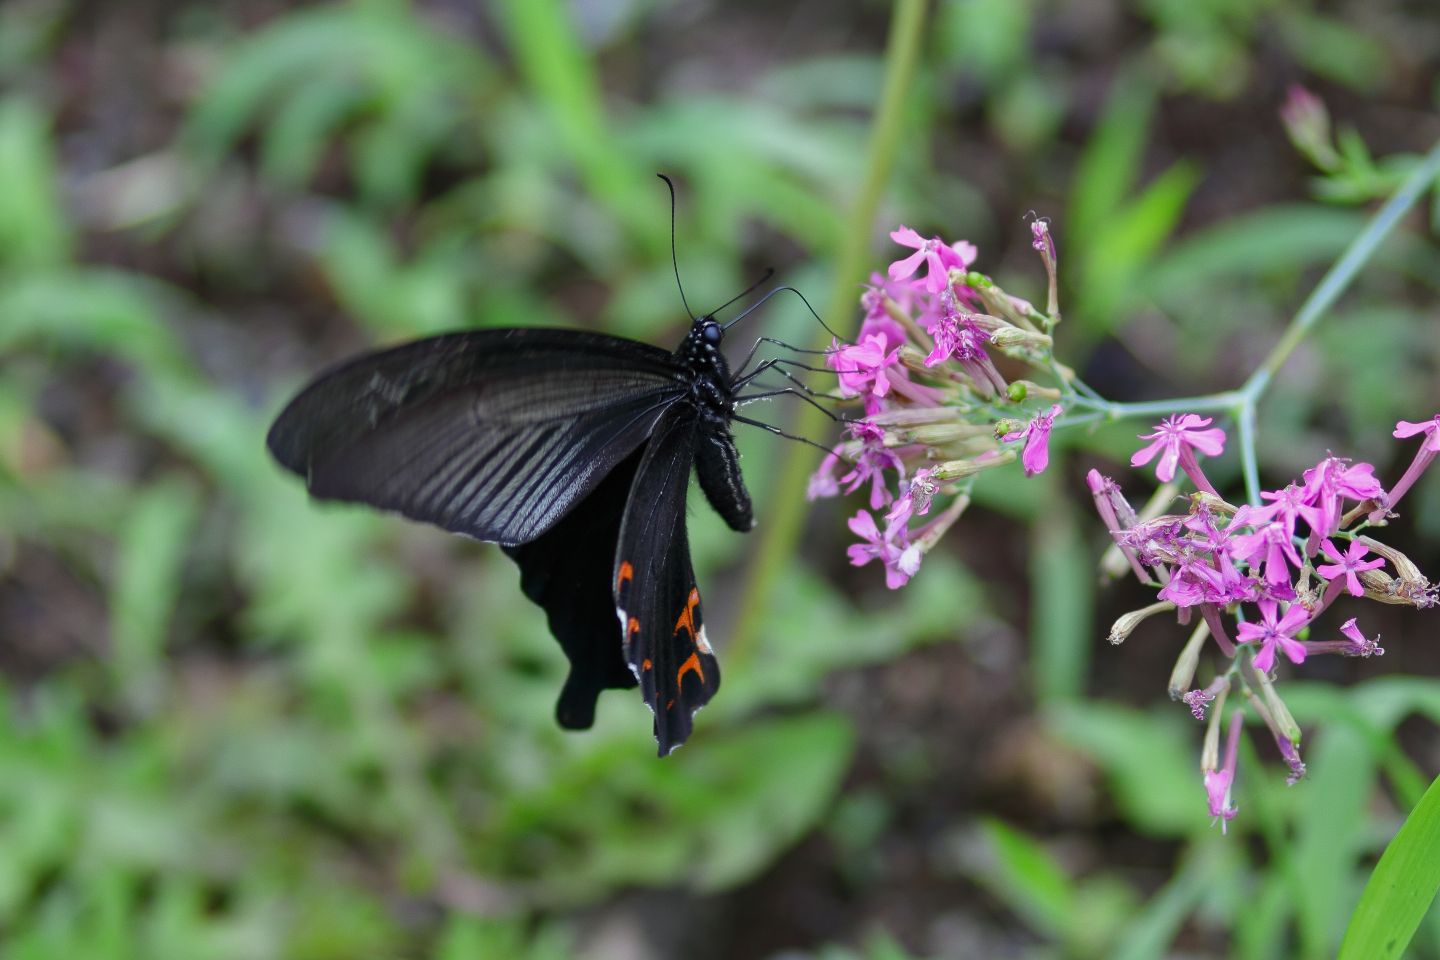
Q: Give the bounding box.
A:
[1238,401,1260,505]
[1069,391,1244,419]
[1242,138,1440,400]
[1065,138,1440,503]
[729,0,929,668]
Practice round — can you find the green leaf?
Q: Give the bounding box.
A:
[1111,844,1219,960]
[1338,772,1440,960]
[1145,205,1367,298]
[0,97,69,268]
[494,0,660,251]
[1292,723,1377,955]
[1048,702,1200,837]
[968,818,1075,939]
[110,477,201,714]
[1069,69,1154,248]
[1277,12,1389,93]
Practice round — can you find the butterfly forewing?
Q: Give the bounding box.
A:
[267,329,685,545]
[613,406,722,756]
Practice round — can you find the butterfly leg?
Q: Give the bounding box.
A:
[730,413,838,455]
[735,386,853,425]
[731,336,833,381]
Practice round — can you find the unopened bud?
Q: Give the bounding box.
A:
[930,450,1017,482]
[1200,686,1231,772]
[1188,491,1238,518]
[1244,661,1302,746]
[1280,85,1340,172]
[1356,536,1429,585]
[1108,600,1175,645]
[1168,620,1212,699]
[989,326,1053,351]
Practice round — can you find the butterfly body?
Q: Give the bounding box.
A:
[267,315,751,754]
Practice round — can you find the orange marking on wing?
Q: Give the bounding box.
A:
[616,561,634,592]
[642,658,652,671]
[666,699,675,711]
[628,617,640,637]
[676,651,705,687]
[673,587,701,639]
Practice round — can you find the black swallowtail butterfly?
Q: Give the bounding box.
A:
[264,226,807,754]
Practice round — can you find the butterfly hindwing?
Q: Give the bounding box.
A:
[267,329,684,545]
[501,446,644,730]
[613,406,721,756]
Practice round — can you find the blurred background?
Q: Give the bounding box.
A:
[2,0,1440,957]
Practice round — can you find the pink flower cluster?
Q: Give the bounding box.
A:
[1092,413,1440,828]
[810,226,1066,588]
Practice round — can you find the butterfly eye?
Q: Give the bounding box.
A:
[701,321,722,345]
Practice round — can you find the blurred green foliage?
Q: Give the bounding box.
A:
[0,0,1437,957]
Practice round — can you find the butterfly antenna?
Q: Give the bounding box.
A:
[657,174,695,321]
[722,285,851,344]
[707,267,775,318]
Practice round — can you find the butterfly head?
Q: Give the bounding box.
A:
[695,316,723,346]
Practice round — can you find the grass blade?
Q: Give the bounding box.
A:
[1337,772,1440,960]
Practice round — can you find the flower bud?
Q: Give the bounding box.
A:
[989,326,1053,351]
[1108,600,1176,645]
[930,450,1017,482]
[1007,381,1028,402]
[1168,620,1212,699]
[1355,537,1436,607]
[1280,85,1340,172]
[1242,659,1302,746]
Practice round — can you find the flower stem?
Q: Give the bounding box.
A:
[728,0,930,668]
[1240,138,1440,400]
[1064,137,1440,503]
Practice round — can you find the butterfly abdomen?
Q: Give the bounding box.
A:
[695,426,754,531]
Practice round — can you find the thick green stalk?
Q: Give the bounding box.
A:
[729,0,929,666]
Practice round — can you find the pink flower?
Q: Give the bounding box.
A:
[924,302,1007,395]
[1317,539,1385,598]
[886,467,936,527]
[839,443,904,510]
[859,274,910,350]
[1394,414,1440,452]
[1229,521,1301,595]
[1388,414,1440,509]
[1204,711,1243,831]
[807,448,844,500]
[846,510,922,589]
[1182,688,1214,721]
[1236,600,1310,673]
[1301,617,1386,659]
[1302,457,1385,537]
[1277,737,1307,785]
[1131,414,1226,495]
[1239,484,1323,542]
[1158,557,1218,607]
[888,226,975,295]
[1339,618,1384,657]
[1086,470,1148,580]
[830,334,899,401]
[1001,404,1063,477]
[1030,218,1055,260]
